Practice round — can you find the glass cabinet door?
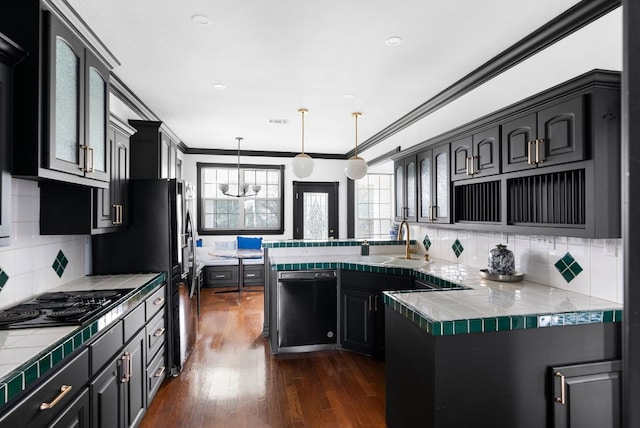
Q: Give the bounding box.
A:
[394,162,404,220]
[52,34,82,170]
[405,159,416,220]
[419,152,432,221]
[85,53,109,181]
[433,145,450,222]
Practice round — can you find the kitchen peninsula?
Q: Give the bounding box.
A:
[263,239,622,427]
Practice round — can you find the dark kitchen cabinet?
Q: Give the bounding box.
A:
[204,265,240,288]
[550,360,621,428]
[340,270,413,358]
[451,126,500,180]
[0,35,24,245]
[90,329,146,428]
[0,349,90,428]
[394,155,417,222]
[243,263,265,286]
[0,5,110,187]
[49,388,90,428]
[417,144,450,223]
[502,95,584,173]
[128,120,178,180]
[93,118,133,232]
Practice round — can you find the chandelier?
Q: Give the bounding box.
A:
[218,137,261,197]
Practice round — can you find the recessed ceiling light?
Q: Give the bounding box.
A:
[212,84,226,90]
[385,36,403,46]
[192,15,210,25]
[343,93,356,99]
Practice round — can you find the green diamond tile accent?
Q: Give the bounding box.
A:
[511,316,525,329]
[554,252,583,283]
[469,319,483,333]
[7,373,22,399]
[0,268,8,290]
[452,239,464,258]
[423,234,431,251]
[484,318,497,332]
[497,316,511,331]
[0,384,6,406]
[454,320,468,334]
[39,354,52,375]
[52,250,69,278]
[52,346,64,365]
[526,316,538,328]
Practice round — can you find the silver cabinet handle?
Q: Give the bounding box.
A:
[368,295,373,311]
[120,352,131,383]
[554,371,566,404]
[40,385,72,410]
[527,140,535,164]
[374,295,379,311]
[535,139,544,164]
[245,274,256,278]
[154,366,166,378]
[471,156,477,174]
[215,274,226,278]
[154,297,165,306]
[154,327,166,337]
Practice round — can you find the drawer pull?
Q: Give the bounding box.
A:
[215,274,226,278]
[554,371,566,404]
[245,274,256,278]
[154,327,166,337]
[40,385,72,410]
[154,366,166,378]
[153,297,165,306]
[121,352,132,383]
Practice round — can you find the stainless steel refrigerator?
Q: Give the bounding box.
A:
[92,178,198,376]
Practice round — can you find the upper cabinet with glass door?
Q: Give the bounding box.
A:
[418,144,450,224]
[0,6,110,188]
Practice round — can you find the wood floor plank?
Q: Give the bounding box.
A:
[140,289,386,427]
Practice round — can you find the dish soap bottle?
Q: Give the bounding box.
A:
[488,244,515,275]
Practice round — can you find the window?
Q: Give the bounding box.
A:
[356,174,393,238]
[197,163,285,235]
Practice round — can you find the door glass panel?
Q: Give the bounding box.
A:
[88,68,106,172]
[303,192,328,239]
[435,152,448,218]
[395,165,403,217]
[406,161,416,218]
[420,157,431,218]
[55,38,79,163]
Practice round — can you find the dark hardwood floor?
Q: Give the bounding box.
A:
[139,288,386,427]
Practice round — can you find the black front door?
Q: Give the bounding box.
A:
[293,182,339,239]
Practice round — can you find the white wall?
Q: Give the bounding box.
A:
[407,224,623,304]
[181,153,350,246]
[0,179,88,309]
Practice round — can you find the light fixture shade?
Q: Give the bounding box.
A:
[292,153,314,178]
[345,155,368,180]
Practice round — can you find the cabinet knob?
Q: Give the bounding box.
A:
[154,297,165,306]
[154,327,166,337]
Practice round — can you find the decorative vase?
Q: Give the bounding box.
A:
[488,244,515,275]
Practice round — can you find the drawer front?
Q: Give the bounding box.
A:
[146,310,166,364]
[147,347,166,403]
[0,349,90,427]
[243,264,264,285]
[145,285,166,321]
[205,266,238,286]
[123,302,146,343]
[90,321,124,376]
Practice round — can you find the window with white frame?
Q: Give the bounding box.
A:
[356,174,393,238]
[197,163,285,234]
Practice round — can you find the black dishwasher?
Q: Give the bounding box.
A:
[277,270,337,350]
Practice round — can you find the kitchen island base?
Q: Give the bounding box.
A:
[385,306,621,428]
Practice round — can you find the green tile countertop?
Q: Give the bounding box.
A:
[263,238,414,249]
[268,255,622,336]
[0,273,165,408]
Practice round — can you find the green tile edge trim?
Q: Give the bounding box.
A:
[0,272,166,410]
[263,239,416,248]
[383,292,622,337]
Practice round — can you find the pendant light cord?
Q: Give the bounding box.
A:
[353,112,361,156]
[299,108,307,154]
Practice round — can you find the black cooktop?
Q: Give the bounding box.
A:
[0,289,134,329]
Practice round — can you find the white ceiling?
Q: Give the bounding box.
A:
[66,0,608,158]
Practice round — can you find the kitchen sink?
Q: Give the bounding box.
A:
[344,255,395,264]
[344,255,430,268]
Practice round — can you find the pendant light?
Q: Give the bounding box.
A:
[218,137,261,197]
[345,112,368,180]
[291,108,314,178]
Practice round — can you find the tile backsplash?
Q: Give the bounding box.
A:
[0,179,88,309]
[415,226,623,304]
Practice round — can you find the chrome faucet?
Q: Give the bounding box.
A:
[397,220,412,259]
